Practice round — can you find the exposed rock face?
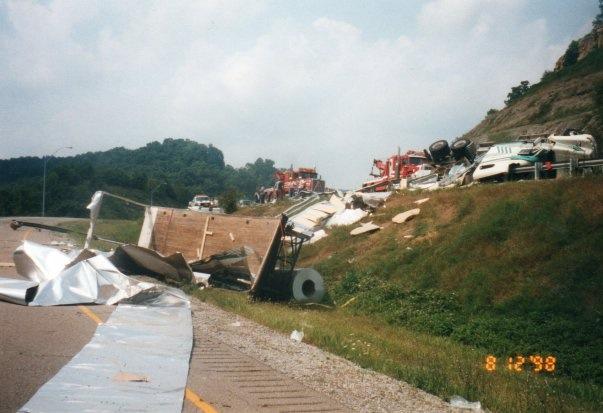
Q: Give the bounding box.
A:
[463,71,603,146]
[464,24,603,149]
[555,26,603,71]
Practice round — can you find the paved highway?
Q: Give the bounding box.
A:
[0,218,347,413]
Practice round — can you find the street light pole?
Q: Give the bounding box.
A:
[42,146,73,217]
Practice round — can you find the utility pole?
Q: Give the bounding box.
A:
[42,146,73,217]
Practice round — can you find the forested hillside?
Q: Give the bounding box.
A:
[0,139,276,217]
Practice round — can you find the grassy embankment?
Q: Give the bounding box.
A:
[195,177,603,412]
[231,198,295,217]
[59,218,142,250]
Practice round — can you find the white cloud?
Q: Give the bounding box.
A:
[0,0,582,187]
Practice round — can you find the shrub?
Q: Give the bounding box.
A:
[505,81,530,106]
[563,40,580,68]
[218,188,239,214]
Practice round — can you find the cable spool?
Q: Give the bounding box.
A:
[291,268,325,303]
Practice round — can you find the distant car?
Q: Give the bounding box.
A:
[189,194,212,208]
[472,133,597,181]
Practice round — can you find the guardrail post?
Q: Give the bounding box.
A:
[534,162,542,180]
[569,158,577,177]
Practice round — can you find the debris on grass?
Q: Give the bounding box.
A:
[392,208,421,223]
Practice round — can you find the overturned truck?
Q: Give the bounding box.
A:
[9,192,324,304]
[95,192,325,302]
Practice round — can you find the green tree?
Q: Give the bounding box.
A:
[594,0,603,28]
[219,188,240,214]
[504,80,531,106]
[0,139,277,217]
[563,40,580,68]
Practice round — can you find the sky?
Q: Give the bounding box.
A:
[0,0,598,188]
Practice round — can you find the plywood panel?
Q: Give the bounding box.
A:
[148,208,282,276]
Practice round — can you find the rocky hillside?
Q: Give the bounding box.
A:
[463,28,603,148]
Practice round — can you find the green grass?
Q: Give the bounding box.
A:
[195,288,602,413]
[58,218,142,249]
[232,198,295,217]
[194,178,603,412]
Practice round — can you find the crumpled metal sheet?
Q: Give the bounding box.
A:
[19,299,192,412]
[13,241,72,283]
[0,277,38,305]
[189,246,255,291]
[30,255,152,306]
[3,241,153,306]
[110,244,193,283]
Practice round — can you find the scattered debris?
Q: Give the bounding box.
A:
[326,208,368,227]
[4,241,154,306]
[8,191,326,304]
[192,272,211,287]
[450,395,482,411]
[111,244,193,284]
[114,372,150,383]
[21,290,192,412]
[14,240,76,282]
[414,197,430,205]
[0,277,38,305]
[189,246,255,291]
[392,208,421,224]
[406,131,600,190]
[290,330,304,343]
[355,191,392,209]
[350,222,381,236]
[308,229,328,244]
[340,296,357,308]
[291,268,325,303]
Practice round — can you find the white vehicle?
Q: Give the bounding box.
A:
[472,133,597,182]
[188,194,222,213]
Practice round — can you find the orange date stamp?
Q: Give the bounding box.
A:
[485,355,556,372]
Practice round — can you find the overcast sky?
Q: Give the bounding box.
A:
[0,0,598,188]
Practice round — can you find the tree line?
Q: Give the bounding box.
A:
[0,138,276,217]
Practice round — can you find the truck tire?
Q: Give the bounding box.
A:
[451,138,476,162]
[429,140,450,163]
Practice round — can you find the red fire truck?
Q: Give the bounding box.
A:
[274,167,326,197]
[361,150,428,192]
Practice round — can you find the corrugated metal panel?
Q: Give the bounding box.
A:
[20,293,192,412]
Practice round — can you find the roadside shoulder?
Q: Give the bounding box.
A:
[190,297,459,413]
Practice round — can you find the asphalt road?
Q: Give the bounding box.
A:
[0,218,347,413]
[0,218,115,413]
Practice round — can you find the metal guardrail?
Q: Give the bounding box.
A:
[511,158,603,179]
